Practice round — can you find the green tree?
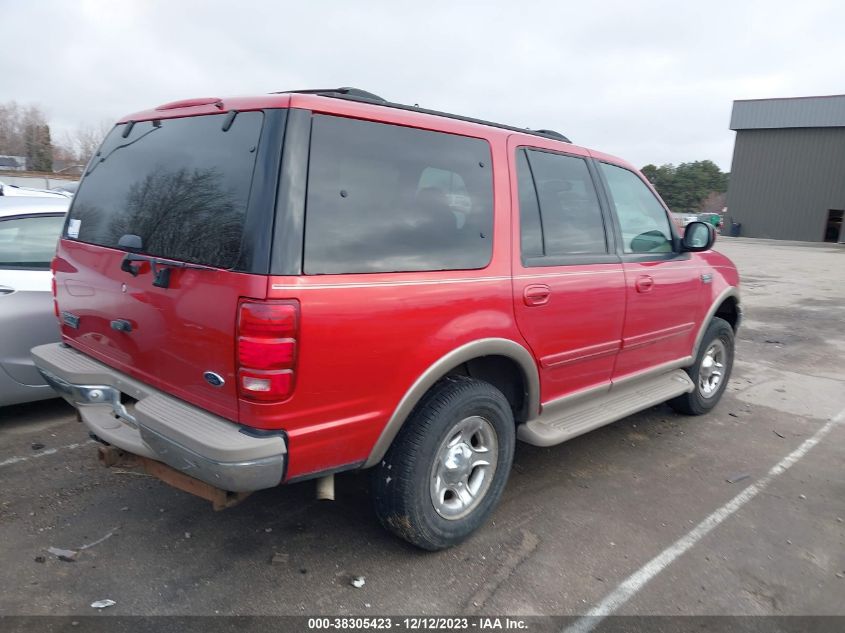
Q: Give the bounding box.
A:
[641,160,729,212]
[24,123,53,172]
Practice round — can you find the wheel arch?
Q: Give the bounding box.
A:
[692,287,741,359]
[714,295,741,331]
[363,338,540,468]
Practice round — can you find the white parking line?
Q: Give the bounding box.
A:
[0,440,95,468]
[564,405,845,633]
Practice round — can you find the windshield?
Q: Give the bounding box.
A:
[66,111,264,269]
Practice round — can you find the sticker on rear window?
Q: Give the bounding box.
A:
[67,218,81,239]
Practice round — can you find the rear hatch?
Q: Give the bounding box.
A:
[55,109,281,422]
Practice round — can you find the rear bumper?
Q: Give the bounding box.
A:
[31,343,286,492]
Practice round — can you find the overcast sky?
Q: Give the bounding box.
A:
[3,0,844,170]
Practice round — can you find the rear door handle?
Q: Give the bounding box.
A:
[0,285,14,296]
[635,275,654,293]
[523,284,551,306]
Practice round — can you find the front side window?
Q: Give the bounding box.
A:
[304,115,493,274]
[517,149,607,258]
[0,214,65,269]
[600,163,673,254]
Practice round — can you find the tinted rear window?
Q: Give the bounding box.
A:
[67,112,264,269]
[303,115,493,274]
[523,149,607,255]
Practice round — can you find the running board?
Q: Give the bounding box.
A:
[517,369,694,447]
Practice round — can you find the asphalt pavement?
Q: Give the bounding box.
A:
[0,238,842,618]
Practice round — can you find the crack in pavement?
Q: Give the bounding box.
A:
[464,529,540,614]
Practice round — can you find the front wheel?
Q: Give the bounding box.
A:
[669,316,735,415]
[371,376,515,550]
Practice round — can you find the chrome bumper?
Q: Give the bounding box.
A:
[33,343,286,492]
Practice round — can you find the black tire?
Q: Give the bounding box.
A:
[669,317,735,415]
[371,376,515,551]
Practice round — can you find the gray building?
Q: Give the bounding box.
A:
[727,95,845,243]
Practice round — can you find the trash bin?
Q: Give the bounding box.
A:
[730,222,742,237]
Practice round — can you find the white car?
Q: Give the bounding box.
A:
[0,181,71,199]
[51,181,80,196]
[0,196,70,406]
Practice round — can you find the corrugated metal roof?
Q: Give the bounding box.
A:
[730,94,845,130]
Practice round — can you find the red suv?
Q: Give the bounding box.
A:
[33,88,741,550]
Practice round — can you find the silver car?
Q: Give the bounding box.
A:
[0,196,69,406]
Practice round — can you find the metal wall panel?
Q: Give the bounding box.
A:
[731,95,845,130]
[726,128,845,242]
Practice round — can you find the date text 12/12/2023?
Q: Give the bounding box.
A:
[306,617,528,630]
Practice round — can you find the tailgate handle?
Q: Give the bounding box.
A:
[120,254,141,277]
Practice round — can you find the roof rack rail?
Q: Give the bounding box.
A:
[532,129,568,141]
[274,87,386,103]
[273,88,571,143]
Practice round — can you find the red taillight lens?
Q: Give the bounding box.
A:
[238,337,295,369]
[239,302,297,337]
[51,264,59,319]
[237,300,299,402]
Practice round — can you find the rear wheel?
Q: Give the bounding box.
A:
[371,376,515,550]
[669,317,734,415]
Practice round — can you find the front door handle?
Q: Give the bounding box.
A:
[0,285,14,296]
[524,284,551,306]
[635,275,654,293]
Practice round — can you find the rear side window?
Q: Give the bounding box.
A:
[599,162,673,254]
[0,214,65,269]
[516,151,544,259]
[67,112,264,269]
[304,115,493,274]
[516,148,607,258]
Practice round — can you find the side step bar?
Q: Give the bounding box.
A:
[518,369,694,447]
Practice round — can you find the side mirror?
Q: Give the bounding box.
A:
[682,221,715,252]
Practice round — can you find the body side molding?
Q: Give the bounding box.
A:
[363,338,540,467]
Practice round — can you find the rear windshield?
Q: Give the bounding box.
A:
[67,111,264,269]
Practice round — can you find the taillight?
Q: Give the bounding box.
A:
[238,337,295,369]
[50,257,59,320]
[238,369,294,401]
[237,300,299,402]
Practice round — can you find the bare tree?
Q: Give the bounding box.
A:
[0,101,54,171]
[0,101,25,156]
[0,101,116,173]
[61,120,113,165]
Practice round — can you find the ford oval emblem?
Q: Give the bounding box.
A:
[203,372,225,387]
